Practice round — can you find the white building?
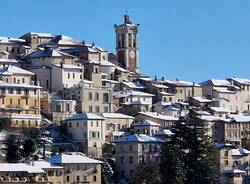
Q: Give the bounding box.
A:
[64,113,106,157]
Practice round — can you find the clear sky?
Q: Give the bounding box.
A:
[1,0,250,82]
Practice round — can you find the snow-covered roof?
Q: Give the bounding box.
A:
[66,112,105,121]
[0,163,45,173]
[209,107,230,113]
[0,37,25,44]
[231,148,250,156]
[132,119,161,126]
[137,112,179,121]
[199,115,221,122]
[223,169,246,174]
[152,84,168,89]
[25,49,76,59]
[215,143,233,149]
[33,160,63,169]
[113,134,164,143]
[100,60,116,67]
[191,96,212,103]
[155,129,174,136]
[200,79,231,86]
[100,113,134,119]
[229,77,250,85]
[122,81,146,89]
[40,35,82,46]
[229,114,250,122]
[113,91,154,98]
[0,65,34,75]
[162,105,180,111]
[213,87,236,94]
[53,64,83,69]
[47,152,103,164]
[21,32,54,38]
[158,91,175,96]
[165,79,201,87]
[115,66,129,72]
[153,101,172,107]
[0,58,18,64]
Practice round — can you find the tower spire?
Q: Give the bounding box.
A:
[124,11,131,24]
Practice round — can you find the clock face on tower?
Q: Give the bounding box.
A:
[129,50,136,59]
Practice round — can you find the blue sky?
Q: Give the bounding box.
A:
[1,0,250,82]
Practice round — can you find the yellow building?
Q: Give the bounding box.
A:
[34,160,64,184]
[0,65,42,128]
[0,163,48,183]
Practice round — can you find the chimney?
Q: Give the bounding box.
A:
[154,76,157,81]
[162,76,165,81]
[192,82,195,97]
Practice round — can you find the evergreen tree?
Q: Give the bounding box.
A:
[6,135,22,163]
[160,110,219,184]
[183,110,219,184]
[101,158,115,184]
[160,143,185,184]
[129,163,160,184]
[22,139,36,159]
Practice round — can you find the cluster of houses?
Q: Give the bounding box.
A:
[0,15,250,184]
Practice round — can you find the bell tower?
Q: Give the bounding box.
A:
[114,14,140,73]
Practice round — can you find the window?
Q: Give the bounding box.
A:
[129,156,134,163]
[18,99,21,105]
[14,78,16,83]
[22,78,25,83]
[95,92,99,101]
[224,160,228,166]
[129,144,133,151]
[103,93,109,103]
[89,92,93,100]
[2,97,5,105]
[16,88,21,94]
[56,105,61,112]
[89,106,93,113]
[26,98,28,105]
[9,88,13,94]
[10,98,13,106]
[66,176,70,182]
[91,121,93,127]
[96,121,99,127]
[93,175,97,182]
[77,175,80,181]
[48,171,54,176]
[95,106,100,113]
[224,150,228,157]
[104,106,109,113]
[83,176,87,181]
[73,73,75,79]
[68,73,70,79]
[66,103,70,112]
[69,122,72,127]
[77,122,79,127]
[120,156,124,164]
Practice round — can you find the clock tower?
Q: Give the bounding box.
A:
[114,14,140,73]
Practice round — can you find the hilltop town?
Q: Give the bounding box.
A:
[0,15,249,184]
